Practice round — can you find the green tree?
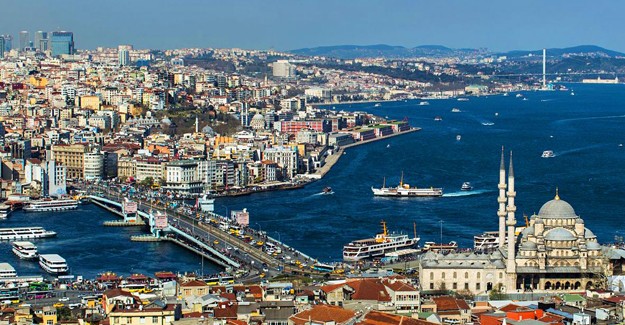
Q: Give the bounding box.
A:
[139,177,154,187]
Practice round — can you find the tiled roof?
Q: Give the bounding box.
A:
[347,279,391,302]
[358,311,439,325]
[290,305,356,325]
[433,296,470,311]
[180,280,208,287]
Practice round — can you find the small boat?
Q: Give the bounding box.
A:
[451,108,461,113]
[522,97,528,101]
[434,116,443,121]
[503,93,509,97]
[495,112,499,116]
[481,122,494,126]
[419,101,430,106]
[570,91,575,96]
[0,204,11,219]
[457,98,469,101]
[541,150,555,158]
[374,103,382,107]
[461,182,473,191]
[516,93,523,98]
[456,135,462,141]
[619,144,623,147]
[386,144,390,148]
[322,187,334,195]
[12,241,38,259]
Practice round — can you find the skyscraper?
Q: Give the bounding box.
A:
[34,31,48,52]
[19,31,29,51]
[1,35,12,52]
[0,37,4,58]
[51,31,74,57]
[118,45,131,66]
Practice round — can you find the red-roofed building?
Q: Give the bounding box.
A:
[432,297,471,324]
[179,280,209,298]
[289,305,357,325]
[358,310,439,325]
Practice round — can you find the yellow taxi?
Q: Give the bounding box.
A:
[53,303,65,308]
[213,240,220,245]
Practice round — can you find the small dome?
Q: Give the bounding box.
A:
[521,226,535,237]
[490,250,503,259]
[545,227,576,241]
[251,113,264,121]
[161,117,172,125]
[538,198,577,219]
[587,242,601,250]
[520,241,538,250]
[584,228,596,239]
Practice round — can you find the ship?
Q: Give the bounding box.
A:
[541,150,555,158]
[473,231,499,252]
[197,194,215,213]
[0,227,57,241]
[12,241,38,259]
[0,204,11,219]
[372,173,443,197]
[23,198,78,212]
[39,254,68,275]
[422,241,458,254]
[343,221,419,262]
[461,182,473,191]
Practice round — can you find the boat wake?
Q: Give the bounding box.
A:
[553,114,625,125]
[443,189,492,197]
[555,144,608,157]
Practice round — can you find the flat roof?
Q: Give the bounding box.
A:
[12,241,36,248]
[0,263,15,272]
[39,254,66,262]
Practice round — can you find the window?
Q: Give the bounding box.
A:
[152,317,158,323]
[140,317,146,324]
[453,283,457,289]
[464,272,468,279]
[442,272,445,279]
[430,272,434,280]
[464,283,469,290]
[476,283,481,290]
[430,283,434,290]
[453,272,457,279]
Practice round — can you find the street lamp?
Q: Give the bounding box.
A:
[274,231,281,243]
[255,223,262,236]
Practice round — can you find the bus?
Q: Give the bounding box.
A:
[120,283,149,293]
[0,288,19,301]
[313,263,337,273]
[204,276,235,286]
[28,282,50,291]
[25,291,53,300]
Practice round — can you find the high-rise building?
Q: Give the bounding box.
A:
[272,60,296,79]
[34,31,47,51]
[1,35,12,52]
[19,31,29,51]
[0,37,4,59]
[50,31,74,57]
[118,46,130,66]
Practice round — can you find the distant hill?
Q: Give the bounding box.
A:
[503,45,625,58]
[290,44,482,59]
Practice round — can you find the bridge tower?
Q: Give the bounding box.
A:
[121,199,138,223]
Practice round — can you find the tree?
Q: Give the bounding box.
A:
[139,177,154,187]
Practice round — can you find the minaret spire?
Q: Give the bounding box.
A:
[506,150,517,274]
[497,146,507,249]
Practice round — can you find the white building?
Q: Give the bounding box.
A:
[83,151,104,180]
[262,146,298,179]
[44,160,67,197]
[118,47,130,66]
[164,160,203,194]
[272,60,296,78]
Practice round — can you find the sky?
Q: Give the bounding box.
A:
[2,0,625,52]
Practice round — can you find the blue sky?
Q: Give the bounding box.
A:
[3,0,624,52]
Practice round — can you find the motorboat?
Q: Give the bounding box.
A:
[434,116,443,121]
[451,108,461,113]
[419,101,430,106]
[456,135,462,141]
[461,182,473,191]
[0,204,11,219]
[322,187,334,195]
[541,150,555,158]
[374,103,382,107]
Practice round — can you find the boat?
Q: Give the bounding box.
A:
[481,122,495,126]
[12,241,38,259]
[386,144,391,148]
[23,198,78,212]
[0,227,57,241]
[570,91,575,96]
[374,103,382,107]
[419,101,430,106]
[461,182,473,191]
[457,98,469,101]
[0,204,10,219]
[473,231,499,252]
[422,241,458,254]
[0,263,16,278]
[522,97,528,101]
[515,93,523,98]
[451,108,461,113]
[434,116,443,121]
[39,254,68,275]
[541,150,555,158]
[371,173,443,197]
[456,135,461,141]
[198,194,215,213]
[503,92,509,97]
[322,187,334,195]
[343,221,419,262]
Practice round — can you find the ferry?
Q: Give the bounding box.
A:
[541,150,555,158]
[343,221,419,262]
[372,173,443,197]
[12,241,38,259]
[419,101,430,106]
[198,195,215,213]
[422,241,458,254]
[39,254,68,275]
[434,116,442,121]
[374,103,382,107]
[23,198,78,212]
[322,187,334,195]
[0,263,17,278]
[0,227,57,240]
[474,231,499,252]
[461,182,473,191]
[0,204,11,219]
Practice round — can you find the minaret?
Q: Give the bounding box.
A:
[195,115,199,133]
[497,146,507,248]
[506,151,517,273]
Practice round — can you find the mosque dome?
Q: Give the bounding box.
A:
[538,197,577,219]
[587,242,601,250]
[520,241,537,251]
[545,227,576,241]
[161,117,172,125]
[584,228,597,239]
[252,113,264,120]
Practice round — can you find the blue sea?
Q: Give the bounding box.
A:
[2,83,625,277]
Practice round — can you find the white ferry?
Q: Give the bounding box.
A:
[39,254,68,275]
[372,173,443,197]
[541,150,555,158]
[23,198,78,212]
[12,241,38,259]
[0,204,11,219]
[422,241,458,254]
[343,221,419,262]
[419,101,430,106]
[0,263,17,278]
[198,195,215,213]
[0,227,57,240]
[474,231,499,252]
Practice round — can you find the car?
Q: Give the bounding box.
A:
[262,267,269,272]
[259,273,266,278]
[213,240,220,245]
[53,302,65,308]
[58,297,70,302]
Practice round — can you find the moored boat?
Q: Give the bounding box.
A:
[422,241,458,254]
[0,204,10,219]
[39,254,68,275]
[372,173,443,197]
[473,231,499,252]
[0,263,17,278]
[343,221,419,262]
[0,227,57,241]
[12,241,38,259]
[23,198,78,212]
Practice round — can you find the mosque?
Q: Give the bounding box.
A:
[419,150,614,294]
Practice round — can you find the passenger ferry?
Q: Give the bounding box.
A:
[197,195,215,213]
[12,241,38,259]
[0,263,17,278]
[0,227,57,240]
[0,204,11,219]
[541,150,555,158]
[39,254,68,275]
[343,221,420,262]
[23,198,78,212]
[422,241,458,254]
[473,231,499,252]
[372,173,443,197]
